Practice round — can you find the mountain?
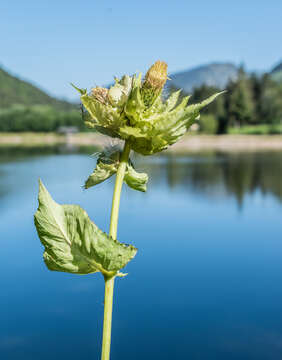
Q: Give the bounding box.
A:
[0,66,74,110]
[169,63,238,93]
[270,61,282,83]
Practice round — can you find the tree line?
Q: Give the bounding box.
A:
[189,68,282,134]
[0,105,84,132]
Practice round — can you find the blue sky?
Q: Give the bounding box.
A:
[1,0,281,100]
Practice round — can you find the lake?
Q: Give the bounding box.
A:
[1,147,282,360]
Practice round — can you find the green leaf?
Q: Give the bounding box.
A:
[84,149,119,189]
[84,161,116,189]
[124,163,148,192]
[70,83,87,95]
[80,93,125,133]
[84,150,149,192]
[84,150,120,189]
[164,89,181,111]
[34,180,137,276]
[184,91,226,115]
[124,73,145,125]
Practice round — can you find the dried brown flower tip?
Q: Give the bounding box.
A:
[91,87,109,104]
[143,60,168,91]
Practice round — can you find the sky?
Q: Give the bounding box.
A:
[0,0,282,100]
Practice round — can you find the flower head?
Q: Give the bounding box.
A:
[141,61,168,108]
[72,61,224,155]
[92,87,109,104]
[143,60,168,91]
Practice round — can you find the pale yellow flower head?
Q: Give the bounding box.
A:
[73,60,224,155]
[143,60,168,91]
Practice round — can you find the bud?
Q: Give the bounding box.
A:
[143,61,168,91]
[108,85,127,107]
[108,75,132,107]
[120,75,132,96]
[91,87,109,104]
[141,61,168,107]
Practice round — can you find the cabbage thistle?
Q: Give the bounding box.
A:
[72,61,223,155]
[35,60,223,360]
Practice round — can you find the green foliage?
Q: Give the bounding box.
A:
[0,67,74,110]
[34,180,137,276]
[84,152,118,189]
[271,70,282,83]
[74,75,223,155]
[260,77,282,124]
[224,68,255,127]
[84,148,148,192]
[228,124,282,135]
[198,114,218,134]
[0,105,83,132]
[0,69,75,111]
[270,62,282,83]
[190,85,225,119]
[124,164,148,192]
[0,67,81,132]
[186,69,282,133]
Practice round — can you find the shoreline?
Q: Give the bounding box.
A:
[0,132,282,153]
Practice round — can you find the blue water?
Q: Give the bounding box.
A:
[1,149,282,359]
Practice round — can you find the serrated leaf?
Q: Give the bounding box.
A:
[34,180,137,276]
[94,125,120,138]
[124,74,145,125]
[80,93,125,133]
[164,90,181,111]
[128,91,225,155]
[183,91,226,116]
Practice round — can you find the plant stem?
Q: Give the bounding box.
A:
[101,141,131,360]
[109,141,131,239]
[101,276,115,360]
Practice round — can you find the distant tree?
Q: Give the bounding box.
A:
[189,85,225,133]
[249,73,265,124]
[191,85,224,116]
[225,67,255,127]
[260,76,282,124]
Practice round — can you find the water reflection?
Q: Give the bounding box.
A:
[1,147,282,207]
[0,145,99,162]
[136,151,282,206]
[1,146,282,360]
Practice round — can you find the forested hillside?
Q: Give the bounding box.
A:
[0,66,83,132]
[0,67,74,110]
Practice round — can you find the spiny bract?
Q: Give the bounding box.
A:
[72,61,224,155]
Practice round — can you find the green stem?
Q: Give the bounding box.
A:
[109,141,131,239]
[101,141,131,360]
[101,276,115,360]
